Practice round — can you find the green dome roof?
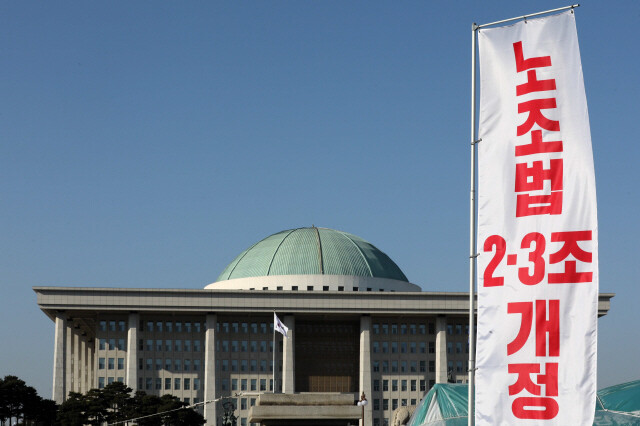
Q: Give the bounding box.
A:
[216,227,408,282]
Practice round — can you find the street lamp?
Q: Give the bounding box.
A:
[357,392,368,426]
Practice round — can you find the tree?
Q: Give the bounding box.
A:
[56,392,87,426]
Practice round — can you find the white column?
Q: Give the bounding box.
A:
[88,340,95,390]
[204,314,217,426]
[435,316,448,384]
[80,337,87,394]
[359,316,373,426]
[126,313,139,391]
[65,322,73,398]
[73,331,80,393]
[52,313,67,403]
[282,315,295,394]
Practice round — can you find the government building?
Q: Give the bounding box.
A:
[34,227,613,426]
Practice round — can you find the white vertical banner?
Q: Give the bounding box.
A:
[476,10,598,425]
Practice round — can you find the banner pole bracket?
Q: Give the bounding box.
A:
[470,253,479,259]
[471,138,482,145]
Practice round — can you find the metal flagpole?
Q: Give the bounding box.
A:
[273,312,276,393]
[469,5,580,425]
[468,21,478,426]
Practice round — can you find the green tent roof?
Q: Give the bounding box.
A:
[216,227,408,282]
[408,381,640,426]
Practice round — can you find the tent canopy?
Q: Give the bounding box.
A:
[407,380,640,426]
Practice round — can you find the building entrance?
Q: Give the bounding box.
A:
[294,320,359,393]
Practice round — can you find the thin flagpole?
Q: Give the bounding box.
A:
[469,21,478,426]
[273,312,276,393]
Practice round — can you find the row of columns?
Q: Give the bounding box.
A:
[52,312,450,426]
[52,313,96,403]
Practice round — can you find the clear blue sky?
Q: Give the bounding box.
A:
[1,1,638,399]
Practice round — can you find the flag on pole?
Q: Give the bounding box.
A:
[274,313,288,338]
[476,10,598,425]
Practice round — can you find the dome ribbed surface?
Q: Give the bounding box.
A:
[215,227,408,282]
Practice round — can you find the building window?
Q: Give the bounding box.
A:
[410,342,416,353]
[232,360,238,372]
[156,359,162,371]
[383,399,389,411]
[185,340,191,352]
[373,399,380,411]
[307,286,313,291]
[428,342,434,354]
[427,361,433,373]
[391,361,398,373]
[184,359,191,371]
[99,339,106,351]
[194,359,200,371]
[382,342,388,353]
[411,380,417,392]
[241,379,247,391]
[372,324,379,334]
[146,359,152,370]
[220,379,227,391]
[232,379,238,391]
[338,286,344,291]
[166,321,173,333]
[392,380,398,391]
[420,380,427,391]
[98,377,106,389]
[372,342,379,353]
[373,380,380,391]
[382,380,388,391]
[260,379,266,391]
[447,342,453,354]
[175,359,182,371]
[401,380,407,391]
[155,378,162,390]
[391,342,398,354]
[194,378,200,390]
[292,286,298,291]
[165,378,171,390]
[373,361,379,372]
[410,361,417,373]
[323,286,329,291]
[99,321,107,332]
[382,361,389,373]
[117,358,124,370]
[250,379,257,391]
[98,358,105,370]
[175,322,182,333]
[117,339,125,351]
[109,321,116,332]
[108,358,114,370]
[382,324,388,335]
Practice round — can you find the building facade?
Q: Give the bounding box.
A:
[35,227,613,426]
